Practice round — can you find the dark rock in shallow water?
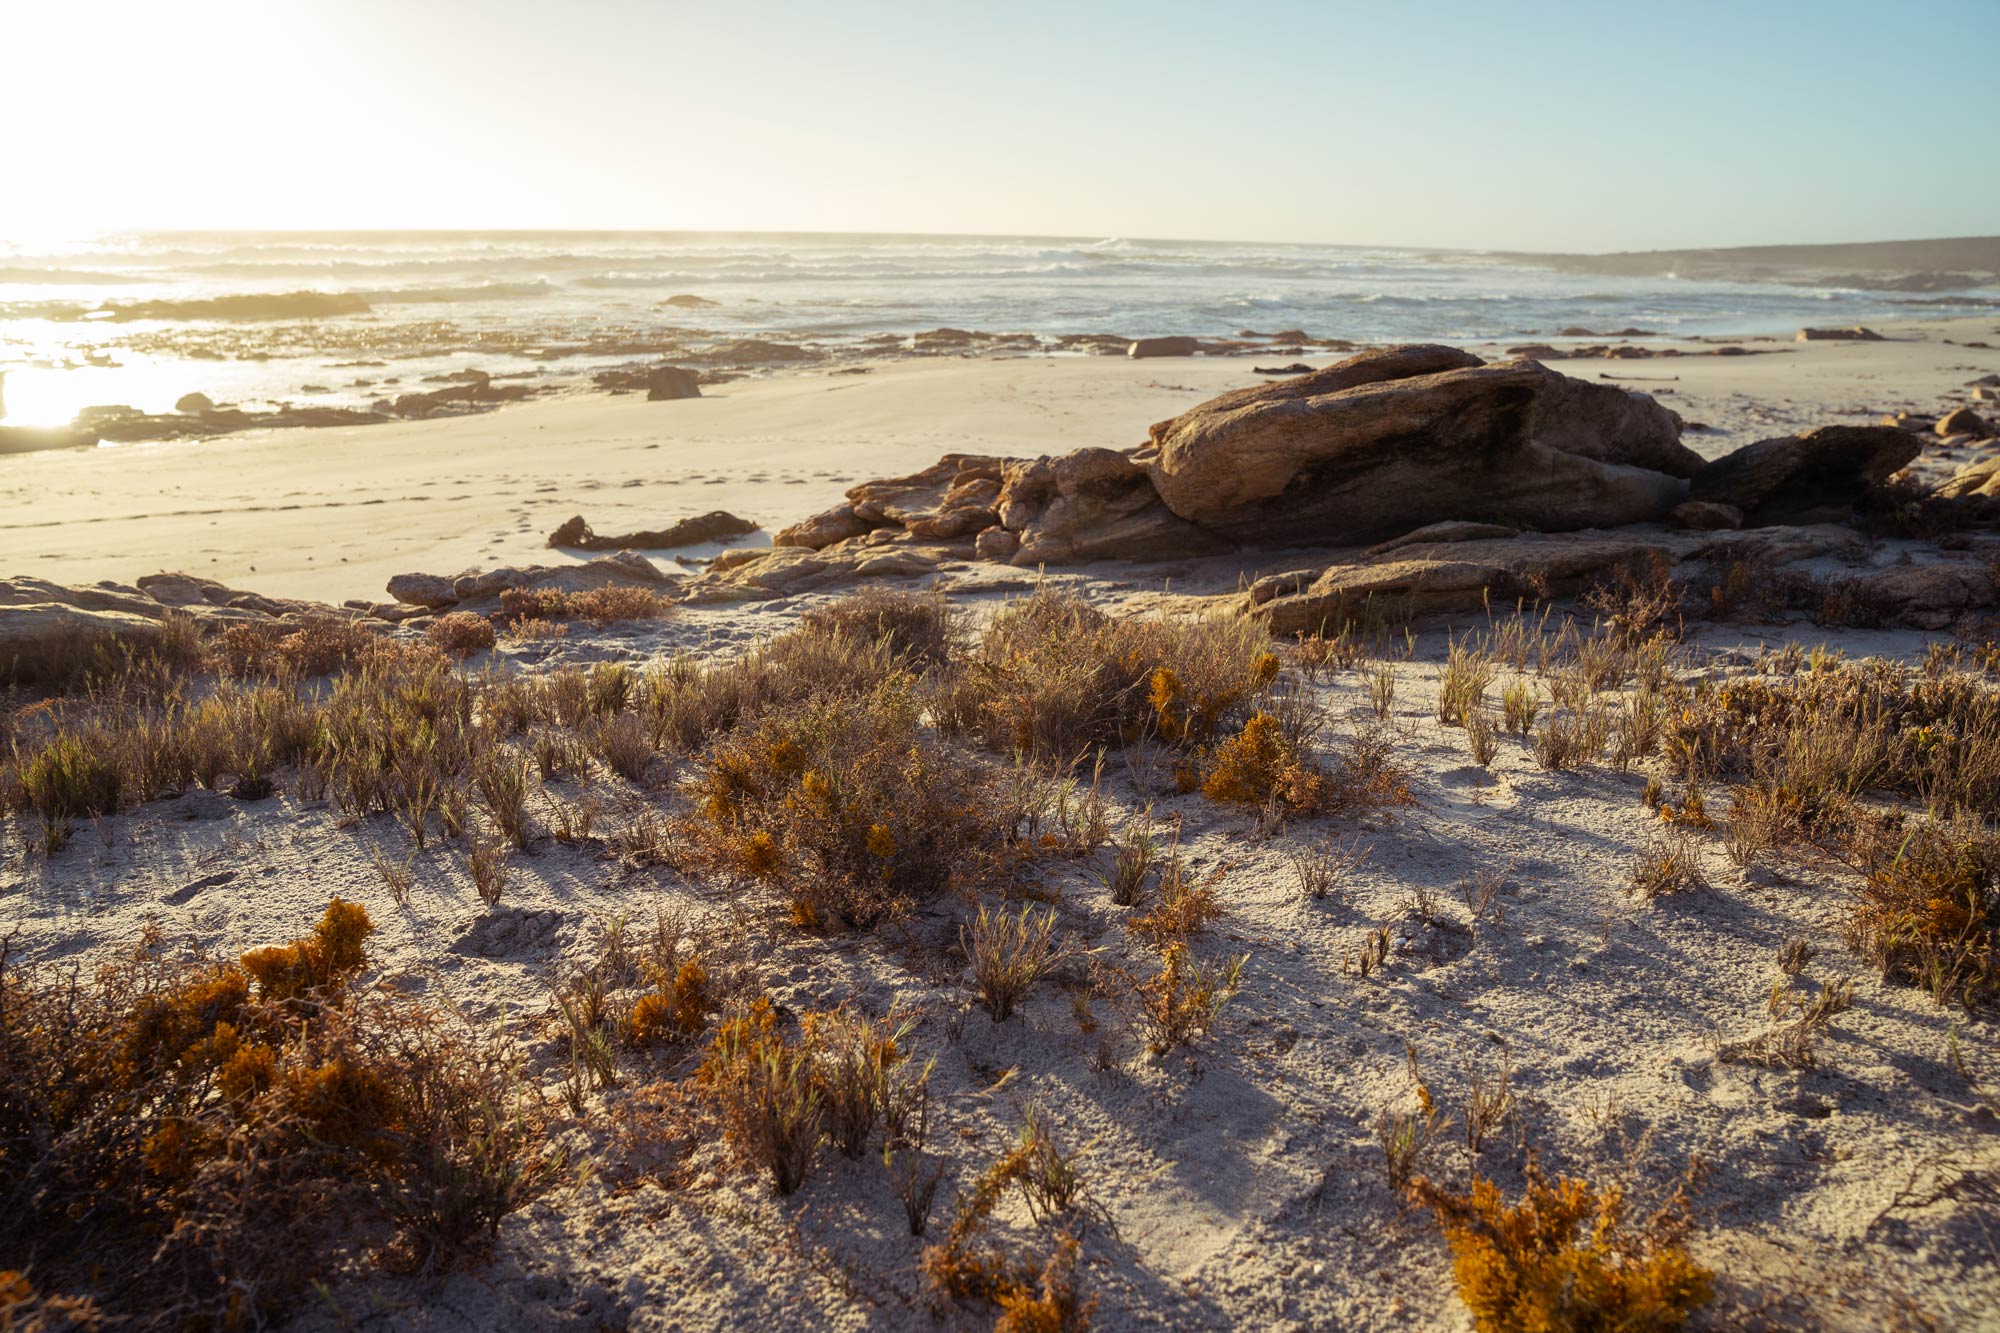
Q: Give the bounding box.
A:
[548,511,758,551]
[1253,363,1315,375]
[175,392,215,413]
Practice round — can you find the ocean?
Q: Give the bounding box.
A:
[1,230,1991,430]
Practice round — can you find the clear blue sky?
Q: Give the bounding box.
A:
[11,0,1997,249]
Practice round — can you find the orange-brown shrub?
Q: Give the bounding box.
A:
[498,584,670,627]
[1411,1166,1712,1333]
[690,682,997,928]
[0,901,552,1327]
[425,611,497,658]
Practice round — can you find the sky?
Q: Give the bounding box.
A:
[6,0,1997,251]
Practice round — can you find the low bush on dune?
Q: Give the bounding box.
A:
[801,584,955,672]
[497,583,670,627]
[949,588,1275,760]
[690,680,998,928]
[0,899,554,1329]
[425,610,497,658]
[1410,1165,1712,1333]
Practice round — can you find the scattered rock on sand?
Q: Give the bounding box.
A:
[385,572,460,609]
[1253,363,1315,375]
[1937,406,1991,438]
[547,511,757,550]
[0,425,96,454]
[1797,326,1883,341]
[1128,336,1202,358]
[1687,425,1919,525]
[645,366,701,401]
[658,294,718,308]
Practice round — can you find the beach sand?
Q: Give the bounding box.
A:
[3,315,1995,605]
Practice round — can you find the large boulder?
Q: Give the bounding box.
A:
[998,448,1229,565]
[1138,345,1698,546]
[1687,426,1919,525]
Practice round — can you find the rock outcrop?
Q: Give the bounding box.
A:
[1686,425,1919,525]
[1137,345,1698,545]
[773,344,1712,567]
[1244,532,1679,635]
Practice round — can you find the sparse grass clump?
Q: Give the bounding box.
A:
[1412,1166,1712,1333]
[1627,833,1709,901]
[965,905,1060,1021]
[16,733,120,850]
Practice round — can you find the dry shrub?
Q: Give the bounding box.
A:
[626,957,715,1047]
[1411,1165,1712,1333]
[1125,858,1222,944]
[1134,945,1245,1053]
[425,611,496,659]
[276,615,383,678]
[1438,641,1497,727]
[921,1110,1097,1321]
[0,902,551,1327]
[1852,813,1999,1007]
[1719,978,1853,1068]
[1199,712,1324,812]
[965,589,1271,759]
[499,583,670,627]
[695,998,929,1193]
[640,628,902,753]
[692,682,997,929]
[801,586,955,672]
[1583,551,1687,645]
